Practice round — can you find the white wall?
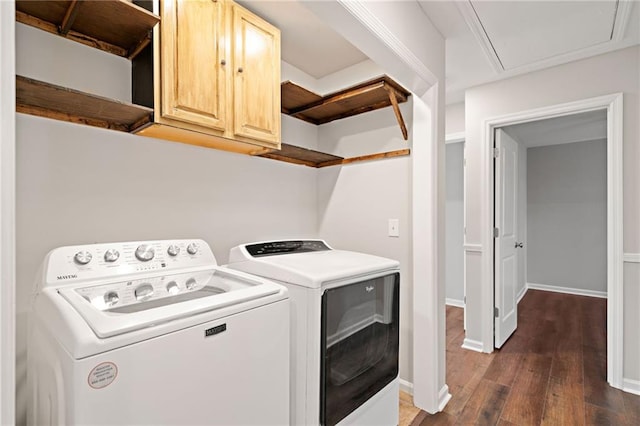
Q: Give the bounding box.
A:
[445,143,464,304]
[0,2,16,425]
[15,22,318,426]
[527,139,607,293]
[465,46,640,383]
[319,101,411,158]
[445,102,465,135]
[282,59,384,96]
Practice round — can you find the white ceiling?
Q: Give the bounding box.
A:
[471,1,618,70]
[419,0,640,103]
[237,0,368,78]
[502,109,607,148]
[240,1,640,103]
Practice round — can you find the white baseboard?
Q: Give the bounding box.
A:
[438,385,452,411]
[517,285,527,303]
[461,338,484,352]
[527,282,607,299]
[399,378,413,395]
[623,378,640,395]
[445,298,465,308]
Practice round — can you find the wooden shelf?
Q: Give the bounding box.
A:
[16,0,160,59]
[259,143,343,167]
[259,144,410,168]
[281,75,411,140]
[17,75,153,132]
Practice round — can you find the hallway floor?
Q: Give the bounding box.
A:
[406,290,640,425]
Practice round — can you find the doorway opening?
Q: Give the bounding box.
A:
[480,93,623,389]
[493,109,608,348]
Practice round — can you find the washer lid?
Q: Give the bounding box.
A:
[228,249,399,289]
[58,268,283,338]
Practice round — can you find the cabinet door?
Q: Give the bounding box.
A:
[161,0,227,131]
[232,4,281,147]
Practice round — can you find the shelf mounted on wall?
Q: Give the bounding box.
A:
[16,76,153,132]
[281,75,410,140]
[15,0,160,59]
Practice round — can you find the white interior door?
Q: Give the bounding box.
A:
[494,129,518,348]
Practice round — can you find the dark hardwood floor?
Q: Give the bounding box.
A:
[411,290,640,425]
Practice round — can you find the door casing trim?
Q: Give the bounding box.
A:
[479,93,624,388]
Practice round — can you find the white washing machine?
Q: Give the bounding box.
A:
[27,239,289,426]
[227,240,400,426]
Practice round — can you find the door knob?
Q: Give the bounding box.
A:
[515,242,524,248]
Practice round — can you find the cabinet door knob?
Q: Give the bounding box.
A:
[237,67,243,73]
[220,59,226,66]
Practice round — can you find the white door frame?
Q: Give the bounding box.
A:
[480,93,624,388]
[0,1,16,424]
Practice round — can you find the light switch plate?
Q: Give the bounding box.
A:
[388,219,399,237]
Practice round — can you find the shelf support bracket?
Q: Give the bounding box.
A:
[384,85,408,140]
[128,31,153,60]
[59,0,80,35]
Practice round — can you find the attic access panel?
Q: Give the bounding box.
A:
[281,75,410,139]
[470,0,617,70]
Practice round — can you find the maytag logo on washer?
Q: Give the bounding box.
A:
[57,274,77,280]
[365,285,374,292]
[205,324,227,337]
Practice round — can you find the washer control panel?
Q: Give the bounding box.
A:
[44,239,215,286]
[73,270,230,313]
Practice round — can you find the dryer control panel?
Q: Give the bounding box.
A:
[245,240,331,257]
[44,239,215,286]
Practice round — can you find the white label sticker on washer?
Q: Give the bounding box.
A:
[88,362,118,389]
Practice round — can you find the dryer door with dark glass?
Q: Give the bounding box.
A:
[320,272,399,426]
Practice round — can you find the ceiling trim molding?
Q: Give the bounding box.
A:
[612,0,633,42]
[455,0,504,73]
[337,0,438,86]
[445,132,465,144]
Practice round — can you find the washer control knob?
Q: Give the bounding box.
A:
[135,244,155,262]
[134,284,154,301]
[185,278,197,290]
[104,249,120,263]
[104,291,119,307]
[186,243,198,255]
[166,281,180,295]
[167,245,180,257]
[74,251,92,265]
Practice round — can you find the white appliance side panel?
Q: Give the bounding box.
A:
[305,288,321,426]
[285,284,309,426]
[67,300,289,425]
[337,379,399,426]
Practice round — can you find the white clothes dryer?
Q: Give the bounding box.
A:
[227,240,400,426]
[27,239,289,426]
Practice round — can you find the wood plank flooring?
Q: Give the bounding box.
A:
[408,290,640,425]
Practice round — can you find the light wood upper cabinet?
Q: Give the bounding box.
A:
[160,0,227,131]
[231,3,281,145]
[133,0,281,154]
